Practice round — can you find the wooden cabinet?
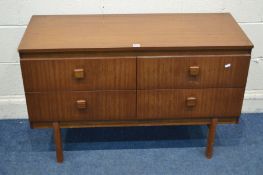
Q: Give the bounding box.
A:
[18,14,253,162]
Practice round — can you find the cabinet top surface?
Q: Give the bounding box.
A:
[18,13,253,53]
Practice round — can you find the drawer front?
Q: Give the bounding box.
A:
[21,57,136,91]
[137,56,250,89]
[26,91,136,122]
[137,88,244,119]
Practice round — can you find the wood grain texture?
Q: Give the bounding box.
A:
[30,117,239,129]
[137,55,250,89]
[20,57,136,91]
[20,50,251,59]
[18,13,253,53]
[137,88,245,119]
[26,91,136,122]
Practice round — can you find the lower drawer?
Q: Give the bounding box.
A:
[26,88,245,122]
[26,91,136,122]
[137,88,245,119]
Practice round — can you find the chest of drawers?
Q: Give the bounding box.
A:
[18,14,253,162]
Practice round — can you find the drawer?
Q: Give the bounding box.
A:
[137,88,244,119]
[26,91,136,122]
[21,57,136,91]
[137,55,250,89]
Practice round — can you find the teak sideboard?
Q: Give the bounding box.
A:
[18,13,253,163]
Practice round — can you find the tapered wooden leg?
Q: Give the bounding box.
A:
[206,118,218,159]
[53,122,63,163]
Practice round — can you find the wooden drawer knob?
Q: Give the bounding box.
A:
[76,99,87,109]
[186,97,197,107]
[189,66,200,76]
[74,68,85,79]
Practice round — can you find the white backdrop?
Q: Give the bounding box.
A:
[0,0,263,119]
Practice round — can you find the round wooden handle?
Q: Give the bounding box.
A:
[76,99,87,109]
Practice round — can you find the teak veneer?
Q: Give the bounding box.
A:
[19,13,253,163]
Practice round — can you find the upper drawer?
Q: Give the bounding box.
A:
[21,57,136,91]
[137,55,250,89]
